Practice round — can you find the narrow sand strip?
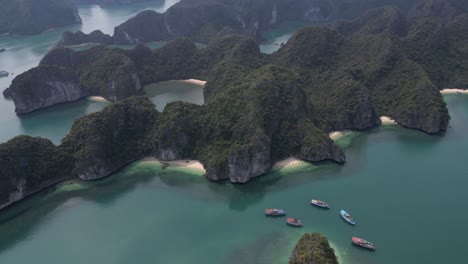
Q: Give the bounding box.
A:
[380,116,397,125]
[142,157,206,173]
[329,131,353,141]
[273,157,306,170]
[176,79,207,86]
[440,88,468,95]
[165,160,206,173]
[88,96,110,102]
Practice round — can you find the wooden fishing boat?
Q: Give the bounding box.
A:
[352,237,376,250]
[310,199,330,209]
[286,218,303,227]
[264,208,286,216]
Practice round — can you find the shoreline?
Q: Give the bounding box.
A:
[175,79,207,86]
[87,96,110,102]
[380,116,397,125]
[273,157,308,170]
[440,88,468,95]
[142,157,206,173]
[329,130,353,141]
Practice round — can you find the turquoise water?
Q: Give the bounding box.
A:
[1,2,468,263]
[144,81,204,111]
[0,94,467,263]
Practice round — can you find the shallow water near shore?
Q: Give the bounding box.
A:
[0,94,467,264]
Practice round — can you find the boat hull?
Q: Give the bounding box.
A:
[340,210,356,225]
[352,237,376,251]
[311,199,330,209]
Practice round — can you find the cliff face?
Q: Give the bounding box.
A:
[0,0,81,35]
[0,136,73,210]
[113,10,172,45]
[289,233,338,264]
[61,97,157,180]
[8,65,84,114]
[6,46,142,113]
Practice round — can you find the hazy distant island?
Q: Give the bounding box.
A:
[0,0,467,209]
[0,0,81,35]
[289,233,338,264]
[56,0,468,47]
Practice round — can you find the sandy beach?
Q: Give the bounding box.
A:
[273,157,307,170]
[141,157,206,173]
[440,88,468,95]
[165,160,206,173]
[88,96,110,102]
[380,116,397,125]
[329,131,354,141]
[177,79,207,86]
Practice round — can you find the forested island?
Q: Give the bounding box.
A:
[0,0,81,35]
[289,233,338,264]
[0,0,467,209]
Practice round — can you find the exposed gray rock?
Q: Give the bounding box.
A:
[7,66,84,114]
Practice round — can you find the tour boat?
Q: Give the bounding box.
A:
[264,208,286,216]
[286,218,303,227]
[340,210,356,225]
[310,199,330,209]
[352,237,376,250]
[0,70,8,77]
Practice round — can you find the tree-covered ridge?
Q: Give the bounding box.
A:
[289,233,338,264]
[0,0,81,35]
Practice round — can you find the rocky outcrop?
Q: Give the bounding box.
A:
[113,10,172,45]
[61,97,157,180]
[289,233,338,264]
[57,30,114,47]
[6,46,142,113]
[0,136,74,210]
[0,0,81,35]
[7,65,84,114]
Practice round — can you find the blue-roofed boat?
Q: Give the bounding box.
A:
[265,208,286,216]
[340,210,356,225]
[311,199,330,209]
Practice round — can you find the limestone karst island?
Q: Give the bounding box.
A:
[0,0,467,263]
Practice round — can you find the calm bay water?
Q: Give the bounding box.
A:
[0,94,467,264]
[1,2,467,264]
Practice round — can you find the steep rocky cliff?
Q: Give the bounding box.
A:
[0,136,73,210]
[113,10,172,45]
[61,97,157,180]
[289,233,338,264]
[0,0,81,35]
[7,46,142,113]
